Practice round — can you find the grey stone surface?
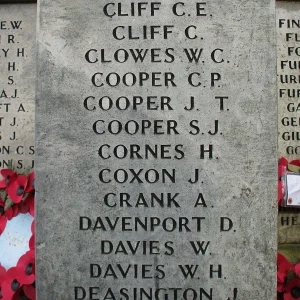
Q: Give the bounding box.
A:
[36,1,277,299]
[277,1,300,160]
[0,4,36,170]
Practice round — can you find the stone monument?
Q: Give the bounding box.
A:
[36,1,278,299]
[0,2,36,171]
[277,0,300,262]
[277,1,300,160]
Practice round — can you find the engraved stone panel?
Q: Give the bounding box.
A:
[278,213,300,244]
[36,1,277,299]
[277,0,300,245]
[277,1,300,160]
[0,3,36,171]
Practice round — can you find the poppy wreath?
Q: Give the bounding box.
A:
[0,168,35,300]
[278,253,300,300]
[278,157,300,206]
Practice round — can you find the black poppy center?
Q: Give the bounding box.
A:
[5,175,10,186]
[20,289,29,300]
[25,263,33,275]
[0,206,4,215]
[16,186,24,196]
[291,287,300,298]
[11,279,20,291]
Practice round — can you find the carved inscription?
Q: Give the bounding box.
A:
[278,2,300,159]
[0,4,36,170]
[36,1,277,299]
[74,4,237,299]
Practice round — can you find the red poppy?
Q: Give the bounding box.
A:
[12,288,30,300]
[30,202,34,218]
[294,264,300,278]
[0,198,7,235]
[12,205,19,218]
[29,235,35,251]
[0,169,17,189]
[0,264,5,274]
[289,160,300,167]
[23,283,36,300]
[0,265,5,300]
[284,279,300,300]
[279,165,287,178]
[278,181,285,205]
[0,168,35,299]
[1,267,22,300]
[0,198,15,234]
[5,206,13,221]
[278,293,284,300]
[16,250,35,285]
[0,278,3,300]
[0,198,4,215]
[278,158,288,205]
[0,264,6,282]
[18,200,30,214]
[279,157,289,167]
[0,215,7,235]
[0,199,13,219]
[7,175,28,204]
[23,193,34,218]
[31,221,34,235]
[29,221,35,250]
[278,253,293,292]
[25,172,35,193]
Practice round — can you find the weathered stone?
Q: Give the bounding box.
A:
[36,1,277,299]
[277,1,300,160]
[278,212,300,244]
[0,3,36,170]
[278,244,300,265]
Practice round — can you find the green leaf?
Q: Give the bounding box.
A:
[0,189,7,201]
[22,193,29,201]
[23,167,33,176]
[4,198,14,211]
[7,160,13,170]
